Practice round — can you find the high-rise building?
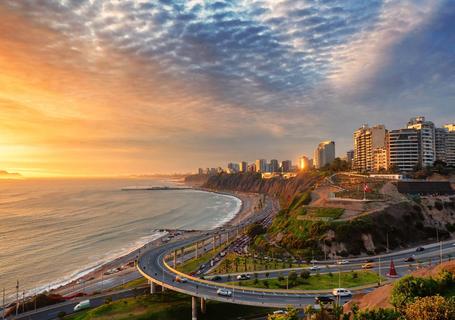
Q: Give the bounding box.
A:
[353,124,386,172]
[407,116,435,167]
[372,147,388,172]
[281,160,292,172]
[239,161,248,173]
[298,156,312,171]
[435,127,448,163]
[247,163,256,172]
[227,162,239,173]
[198,168,204,175]
[270,159,279,172]
[387,128,420,172]
[255,159,267,172]
[346,150,354,164]
[313,141,335,169]
[445,124,455,166]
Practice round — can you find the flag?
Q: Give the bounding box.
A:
[364,184,372,193]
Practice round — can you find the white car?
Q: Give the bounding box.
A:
[273,310,288,315]
[217,288,232,297]
[309,266,321,271]
[337,260,349,265]
[236,274,251,280]
[332,288,352,297]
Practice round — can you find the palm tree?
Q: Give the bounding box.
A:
[234,256,240,272]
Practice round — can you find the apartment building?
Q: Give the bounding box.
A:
[313,141,335,169]
[353,124,386,172]
[387,128,420,172]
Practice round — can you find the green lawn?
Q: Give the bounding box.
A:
[110,277,147,291]
[229,271,381,290]
[66,292,273,320]
[176,249,219,274]
[210,252,303,274]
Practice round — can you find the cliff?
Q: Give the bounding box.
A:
[203,172,321,205]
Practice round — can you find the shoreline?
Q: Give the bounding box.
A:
[49,188,260,298]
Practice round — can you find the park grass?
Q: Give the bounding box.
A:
[66,291,272,320]
[228,270,381,290]
[209,252,303,275]
[313,208,344,219]
[176,249,219,274]
[110,277,148,291]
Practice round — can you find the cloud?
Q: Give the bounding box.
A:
[0,0,453,175]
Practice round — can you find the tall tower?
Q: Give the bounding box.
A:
[407,116,435,167]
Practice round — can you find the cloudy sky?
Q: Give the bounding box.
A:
[0,0,454,176]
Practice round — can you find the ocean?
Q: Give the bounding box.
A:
[0,178,241,301]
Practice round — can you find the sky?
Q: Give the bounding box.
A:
[0,0,454,177]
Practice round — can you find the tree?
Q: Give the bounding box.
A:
[300,270,310,281]
[288,271,298,287]
[354,308,400,320]
[234,256,240,272]
[390,275,438,309]
[404,296,455,320]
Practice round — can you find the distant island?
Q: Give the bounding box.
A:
[0,170,22,179]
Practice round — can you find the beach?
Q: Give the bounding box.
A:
[50,190,261,298]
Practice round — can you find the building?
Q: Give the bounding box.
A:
[387,128,420,172]
[313,141,335,169]
[353,124,386,172]
[247,163,256,172]
[270,159,279,172]
[298,156,312,171]
[435,127,447,163]
[227,162,239,173]
[280,160,292,172]
[407,116,435,167]
[372,147,388,172]
[255,159,267,172]
[198,168,204,175]
[346,150,354,164]
[239,161,248,173]
[445,124,455,166]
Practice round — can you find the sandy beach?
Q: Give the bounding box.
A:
[51,190,261,297]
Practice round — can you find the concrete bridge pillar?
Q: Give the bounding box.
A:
[173,251,177,267]
[150,282,157,294]
[192,296,198,320]
[200,297,206,314]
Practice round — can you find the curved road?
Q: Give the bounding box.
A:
[138,229,455,309]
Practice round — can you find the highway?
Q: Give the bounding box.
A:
[138,222,455,309]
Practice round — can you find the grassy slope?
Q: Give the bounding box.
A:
[66,292,273,320]
[230,271,380,290]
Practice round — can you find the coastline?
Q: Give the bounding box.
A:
[50,188,260,298]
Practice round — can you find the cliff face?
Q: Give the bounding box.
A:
[203,172,321,205]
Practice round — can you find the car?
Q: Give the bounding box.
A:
[74,300,91,312]
[217,288,232,297]
[236,274,251,280]
[337,260,349,265]
[365,258,374,263]
[332,288,352,297]
[404,256,415,262]
[310,259,319,264]
[362,263,374,269]
[211,275,222,281]
[273,310,288,315]
[315,295,335,304]
[309,266,321,271]
[175,276,187,283]
[415,247,425,252]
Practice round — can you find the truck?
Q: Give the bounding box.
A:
[73,300,91,312]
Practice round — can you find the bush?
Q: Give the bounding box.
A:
[435,201,443,211]
[57,311,66,319]
[300,270,310,280]
[391,275,439,309]
[404,296,455,320]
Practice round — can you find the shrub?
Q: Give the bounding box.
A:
[300,270,310,280]
[435,201,443,211]
[57,311,66,319]
[404,296,455,320]
[391,275,439,309]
